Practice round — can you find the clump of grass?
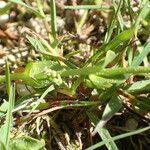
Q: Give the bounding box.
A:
[0,0,150,149]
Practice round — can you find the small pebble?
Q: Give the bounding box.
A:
[8,54,16,62]
[0,59,5,65]
[0,1,9,25]
[125,118,138,130]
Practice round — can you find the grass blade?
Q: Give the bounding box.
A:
[86,126,150,150]
[5,61,11,96]
[134,0,149,36]
[0,2,13,15]
[10,0,45,19]
[92,96,122,136]
[5,61,14,147]
[28,85,55,115]
[0,61,15,148]
[87,112,118,150]
[104,0,123,43]
[131,41,150,67]
[60,66,150,77]
[64,5,111,10]
[126,79,150,94]
[97,128,118,150]
[84,28,134,66]
[50,0,57,40]
[71,28,134,94]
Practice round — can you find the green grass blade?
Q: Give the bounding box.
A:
[10,0,45,19]
[71,76,85,95]
[71,28,134,93]
[136,40,149,67]
[0,61,15,147]
[85,28,134,66]
[126,79,150,94]
[64,5,111,10]
[5,61,14,147]
[26,35,47,54]
[102,50,116,68]
[98,128,118,150]
[50,0,57,40]
[37,101,99,113]
[131,41,150,67]
[134,0,149,36]
[96,67,150,77]
[0,66,150,89]
[0,2,13,15]
[26,34,58,56]
[60,66,150,77]
[50,35,64,49]
[5,85,14,147]
[87,112,118,150]
[75,10,88,33]
[36,0,45,18]
[104,0,123,43]
[125,0,134,24]
[26,34,63,59]
[5,60,11,96]
[65,50,81,59]
[28,85,55,116]
[86,126,150,150]
[92,96,122,136]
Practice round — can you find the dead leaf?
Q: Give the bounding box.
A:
[0,28,18,40]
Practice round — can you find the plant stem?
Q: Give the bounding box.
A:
[0,67,149,85]
[60,67,150,77]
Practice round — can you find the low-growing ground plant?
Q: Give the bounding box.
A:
[0,0,150,150]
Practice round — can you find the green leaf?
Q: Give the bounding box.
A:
[0,141,6,150]
[24,61,68,88]
[25,61,64,78]
[144,9,150,24]
[87,112,118,150]
[9,136,45,150]
[26,35,47,54]
[131,41,150,67]
[92,96,122,135]
[126,79,150,94]
[89,75,112,89]
[71,28,134,93]
[27,35,64,57]
[89,74,124,89]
